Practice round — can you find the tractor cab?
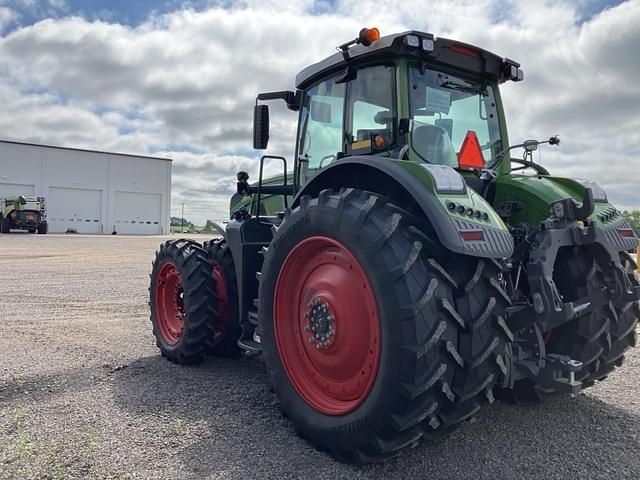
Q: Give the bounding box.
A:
[245,28,524,214]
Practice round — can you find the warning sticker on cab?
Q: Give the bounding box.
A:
[426,87,451,114]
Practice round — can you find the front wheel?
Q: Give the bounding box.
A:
[203,239,242,357]
[258,189,507,463]
[37,222,48,234]
[149,239,217,364]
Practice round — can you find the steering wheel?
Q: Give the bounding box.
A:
[510,158,550,176]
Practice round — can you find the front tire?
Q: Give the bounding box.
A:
[203,239,242,357]
[37,221,48,234]
[149,239,217,364]
[258,189,507,462]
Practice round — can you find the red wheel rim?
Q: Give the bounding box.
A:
[155,261,185,345]
[274,236,381,415]
[212,261,229,332]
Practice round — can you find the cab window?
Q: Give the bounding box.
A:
[408,65,502,166]
[299,76,345,172]
[346,65,395,152]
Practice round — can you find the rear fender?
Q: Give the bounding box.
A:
[293,156,514,259]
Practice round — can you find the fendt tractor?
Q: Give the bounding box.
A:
[149,28,640,462]
[1,195,48,234]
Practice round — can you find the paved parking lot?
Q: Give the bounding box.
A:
[1,234,639,479]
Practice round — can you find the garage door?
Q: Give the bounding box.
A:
[48,187,102,234]
[114,192,162,235]
[0,183,35,197]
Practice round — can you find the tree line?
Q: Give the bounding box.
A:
[622,210,640,235]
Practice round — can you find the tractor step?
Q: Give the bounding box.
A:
[237,338,262,356]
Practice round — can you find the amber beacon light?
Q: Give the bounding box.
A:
[358,27,380,46]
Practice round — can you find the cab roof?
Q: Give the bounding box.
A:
[295,30,520,90]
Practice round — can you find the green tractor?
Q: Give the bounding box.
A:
[1,195,48,234]
[149,28,639,462]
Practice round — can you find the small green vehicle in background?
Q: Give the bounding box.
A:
[1,195,48,234]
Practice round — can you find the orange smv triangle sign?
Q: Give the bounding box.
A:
[458,130,485,170]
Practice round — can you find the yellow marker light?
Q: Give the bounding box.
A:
[373,135,385,149]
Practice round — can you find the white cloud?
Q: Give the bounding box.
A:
[47,0,66,9]
[0,0,638,223]
[0,7,18,32]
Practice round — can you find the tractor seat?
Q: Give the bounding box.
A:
[413,124,458,166]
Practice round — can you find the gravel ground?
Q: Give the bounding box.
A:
[1,234,639,480]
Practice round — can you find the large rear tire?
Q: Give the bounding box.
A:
[203,239,242,358]
[258,189,509,463]
[498,249,639,403]
[149,239,217,364]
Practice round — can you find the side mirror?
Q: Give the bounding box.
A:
[19,195,27,205]
[548,135,560,146]
[253,104,269,150]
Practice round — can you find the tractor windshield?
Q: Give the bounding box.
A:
[408,65,502,167]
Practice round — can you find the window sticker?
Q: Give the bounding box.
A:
[425,87,451,114]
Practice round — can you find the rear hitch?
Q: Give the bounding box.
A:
[506,324,584,397]
[536,354,583,397]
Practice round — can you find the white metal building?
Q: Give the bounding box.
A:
[0,140,171,234]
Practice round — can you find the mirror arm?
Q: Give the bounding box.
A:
[256,91,301,111]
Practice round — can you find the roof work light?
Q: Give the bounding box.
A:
[338,27,381,54]
[358,27,380,46]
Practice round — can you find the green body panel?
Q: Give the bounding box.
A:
[493,174,620,231]
[396,160,507,230]
[235,158,509,234]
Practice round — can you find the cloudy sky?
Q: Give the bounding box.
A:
[0,0,638,223]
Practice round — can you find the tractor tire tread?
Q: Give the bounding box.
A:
[203,238,242,358]
[258,189,508,463]
[149,239,217,364]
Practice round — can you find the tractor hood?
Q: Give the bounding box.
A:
[493,174,623,231]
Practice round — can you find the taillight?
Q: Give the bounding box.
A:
[449,44,480,58]
[461,230,485,242]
